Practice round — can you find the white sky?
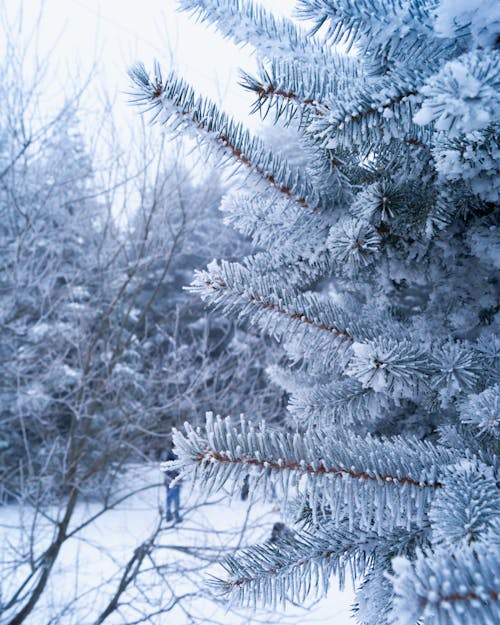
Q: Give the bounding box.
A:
[3,0,296,132]
[0,0,301,211]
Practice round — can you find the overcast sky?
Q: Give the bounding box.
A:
[3,0,295,132]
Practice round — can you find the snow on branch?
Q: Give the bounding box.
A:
[391,546,500,625]
[240,55,364,122]
[214,530,339,608]
[459,385,500,439]
[242,63,431,151]
[429,460,500,550]
[213,523,424,608]
[237,252,330,294]
[220,192,330,260]
[178,0,335,68]
[128,63,329,211]
[320,88,430,151]
[414,50,500,136]
[295,0,436,51]
[172,415,457,534]
[287,377,389,427]
[188,259,362,350]
[188,260,437,373]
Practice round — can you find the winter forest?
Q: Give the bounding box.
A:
[1,1,499,624]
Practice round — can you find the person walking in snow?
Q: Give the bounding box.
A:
[161,448,182,522]
[240,473,250,501]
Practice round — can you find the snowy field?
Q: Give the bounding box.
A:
[1,465,355,625]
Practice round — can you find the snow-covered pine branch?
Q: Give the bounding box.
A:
[391,545,500,625]
[213,522,429,609]
[172,414,456,534]
[128,63,333,212]
[131,0,499,622]
[178,0,337,68]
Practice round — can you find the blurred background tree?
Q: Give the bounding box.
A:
[0,8,285,625]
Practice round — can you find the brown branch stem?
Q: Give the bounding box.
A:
[149,83,313,210]
[218,132,311,209]
[198,450,442,490]
[438,589,499,605]
[203,274,353,341]
[253,84,425,148]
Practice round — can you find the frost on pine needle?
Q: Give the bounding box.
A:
[131,0,500,622]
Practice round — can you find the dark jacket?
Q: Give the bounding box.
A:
[161,449,180,485]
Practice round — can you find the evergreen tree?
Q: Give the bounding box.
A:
[130,1,500,623]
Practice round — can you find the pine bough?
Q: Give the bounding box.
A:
[130,1,500,623]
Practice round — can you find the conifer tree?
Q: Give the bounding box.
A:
[130,1,500,623]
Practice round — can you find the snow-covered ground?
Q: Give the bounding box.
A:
[1,465,355,625]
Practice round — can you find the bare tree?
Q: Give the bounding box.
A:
[0,8,287,625]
